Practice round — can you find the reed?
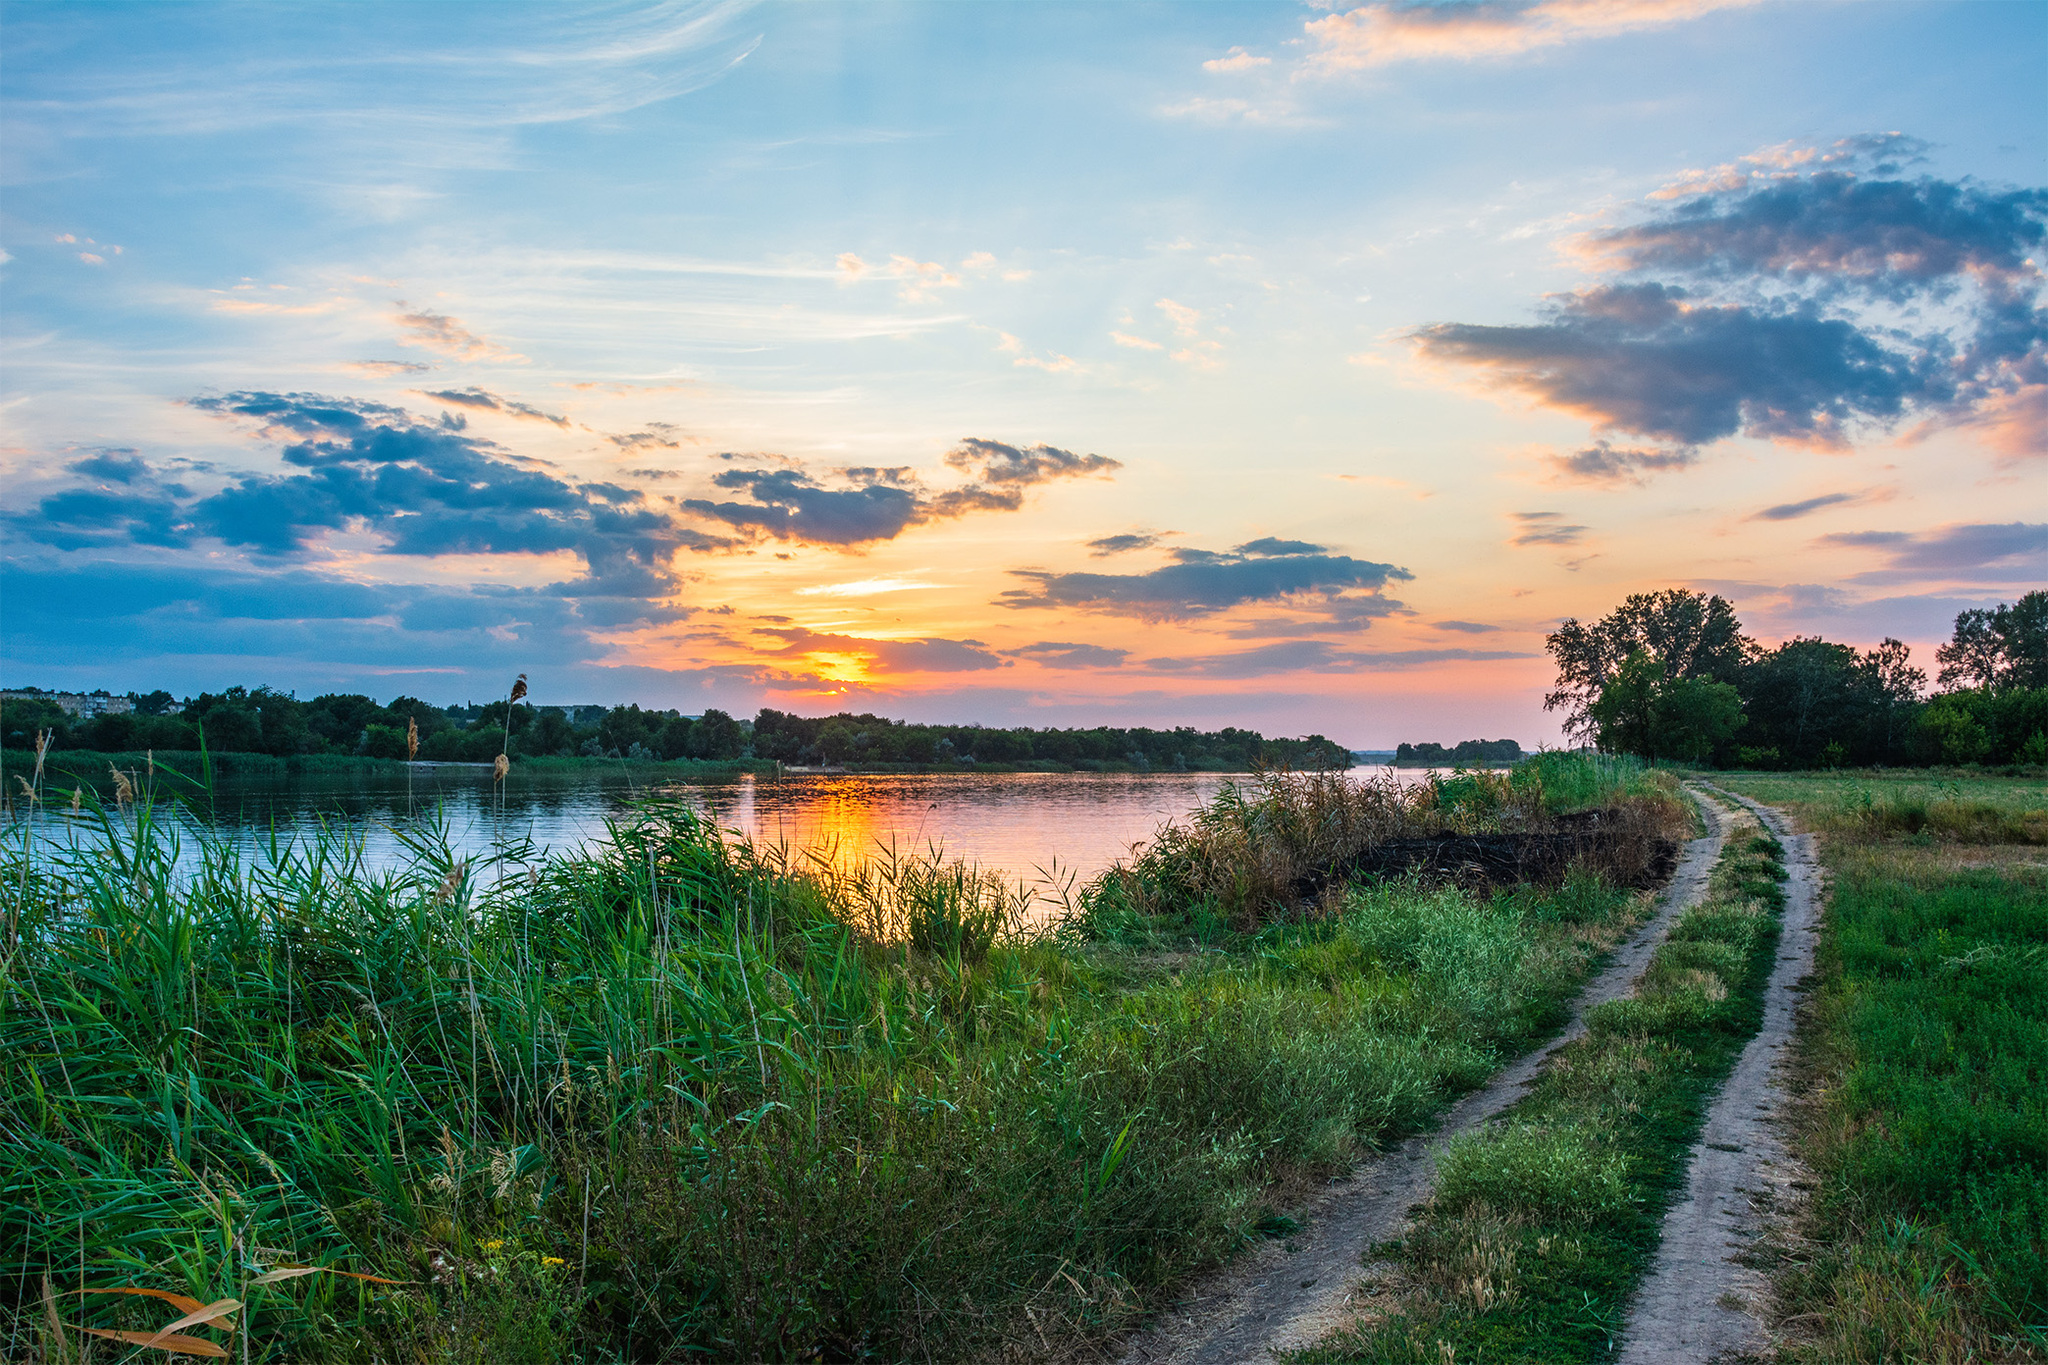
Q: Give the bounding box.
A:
[3,768,1651,1363]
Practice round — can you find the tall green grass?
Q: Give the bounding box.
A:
[2,777,1648,1362]
[1754,836,2048,1361]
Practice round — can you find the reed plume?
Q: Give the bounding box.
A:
[109,765,134,806]
[494,674,527,814]
[406,716,419,761]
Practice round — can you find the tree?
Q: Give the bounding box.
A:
[1860,637,1925,761]
[1936,591,2048,692]
[1586,651,1745,762]
[1545,590,1752,744]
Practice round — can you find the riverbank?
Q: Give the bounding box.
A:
[4,756,1686,1362]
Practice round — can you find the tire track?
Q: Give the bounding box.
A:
[1615,789,1821,1365]
[1117,790,1730,1365]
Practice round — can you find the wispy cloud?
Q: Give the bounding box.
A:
[394,305,526,363]
[1303,0,1759,71]
[1509,511,1589,546]
[416,386,568,426]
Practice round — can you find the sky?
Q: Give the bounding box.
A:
[2,0,2043,747]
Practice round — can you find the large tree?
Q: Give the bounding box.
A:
[1937,591,2048,692]
[1545,589,1753,744]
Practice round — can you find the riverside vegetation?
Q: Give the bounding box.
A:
[2,753,1685,1362]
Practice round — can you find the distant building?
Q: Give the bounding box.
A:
[0,687,136,718]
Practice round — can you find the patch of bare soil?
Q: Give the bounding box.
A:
[1113,790,1730,1365]
[1614,789,1822,1365]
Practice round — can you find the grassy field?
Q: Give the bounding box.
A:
[1296,792,1788,1364]
[1,759,1682,1363]
[1715,771,2048,1363]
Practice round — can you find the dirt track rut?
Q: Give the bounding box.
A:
[1116,791,1730,1365]
[1615,790,1820,1364]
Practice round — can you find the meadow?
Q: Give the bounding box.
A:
[1714,771,2048,1364]
[1,756,1681,1363]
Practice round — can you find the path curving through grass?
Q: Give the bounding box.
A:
[1117,791,1729,1365]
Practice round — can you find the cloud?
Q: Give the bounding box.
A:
[1303,0,1758,70]
[686,469,922,546]
[1418,283,1943,447]
[1139,641,1533,679]
[686,437,1119,546]
[1111,331,1164,350]
[1234,536,1327,557]
[66,449,151,484]
[393,305,525,362]
[1435,620,1503,633]
[417,386,569,426]
[1001,541,1411,622]
[1818,521,2047,585]
[1753,492,1856,521]
[1548,440,1701,484]
[757,626,1008,675]
[9,392,722,598]
[1086,532,1166,557]
[1157,299,1202,337]
[607,424,687,452]
[1203,46,1271,72]
[837,252,961,301]
[1510,511,1589,546]
[1419,148,2046,452]
[936,438,1120,506]
[344,359,432,376]
[1587,165,2045,293]
[1004,641,1130,669]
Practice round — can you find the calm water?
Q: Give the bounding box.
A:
[13,767,1275,893]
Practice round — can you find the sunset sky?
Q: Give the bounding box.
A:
[3,0,2042,747]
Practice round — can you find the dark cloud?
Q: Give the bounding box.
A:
[1819,521,2047,585]
[1003,640,1130,669]
[1420,148,2047,452]
[1754,492,1856,521]
[1591,172,2046,297]
[66,449,150,483]
[685,469,924,545]
[1418,283,1938,447]
[1138,642,1533,680]
[687,437,1121,546]
[1234,537,1327,557]
[417,387,569,426]
[10,392,722,597]
[1086,532,1165,557]
[1549,441,1700,484]
[755,626,1009,674]
[1001,542,1411,622]
[1510,511,1589,547]
[1435,620,1501,633]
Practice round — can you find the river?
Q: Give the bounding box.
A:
[11,767,1278,894]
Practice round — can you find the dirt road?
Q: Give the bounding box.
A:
[1615,790,1820,1364]
[1117,790,1731,1365]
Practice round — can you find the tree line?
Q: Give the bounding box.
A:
[1545,589,2048,768]
[0,689,1353,772]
